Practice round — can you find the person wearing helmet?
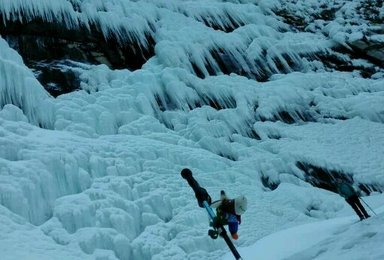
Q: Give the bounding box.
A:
[210,190,247,240]
[336,179,370,221]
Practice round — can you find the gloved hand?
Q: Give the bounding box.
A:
[196,187,212,207]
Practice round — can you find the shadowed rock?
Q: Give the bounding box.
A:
[0,17,155,96]
[296,162,384,195]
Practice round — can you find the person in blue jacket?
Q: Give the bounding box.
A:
[336,179,370,221]
[210,190,247,240]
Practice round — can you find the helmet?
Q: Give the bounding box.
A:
[234,195,247,215]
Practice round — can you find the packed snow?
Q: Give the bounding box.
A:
[1,0,384,260]
[224,195,384,260]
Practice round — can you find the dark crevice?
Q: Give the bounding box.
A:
[32,60,82,97]
[191,48,262,80]
[358,0,384,24]
[154,92,179,112]
[318,47,383,78]
[1,19,155,70]
[315,7,338,21]
[210,48,267,81]
[271,53,300,73]
[276,111,296,124]
[246,127,261,140]
[202,95,237,110]
[191,62,206,79]
[273,9,307,31]
[317,51,354,72]
[187,94,236,111]
[193,47,329,82]
[258,109,316,124]
[345,40,384,69]
[296,162,383,195]
[261,174,280,191]
[1,16,155,96]
[273,5,342,31]
[272,3,384,77]
[155,91,237,112]
[197,10,244,33]
[217,152,237,161]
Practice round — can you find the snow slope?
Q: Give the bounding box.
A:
[224,195,384,260]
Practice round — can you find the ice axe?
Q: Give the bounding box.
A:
[181,168,243,260]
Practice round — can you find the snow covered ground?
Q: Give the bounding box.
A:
[1,0,384,259]
[224,194,384,260]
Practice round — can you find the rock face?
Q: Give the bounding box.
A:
[349,37,384,65]
[0,17,154,96]
[0,0,383,97]
[274,1,384,77]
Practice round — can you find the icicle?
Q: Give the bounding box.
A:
[0,37,54,128]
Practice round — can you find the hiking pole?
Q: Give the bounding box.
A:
[360,197,377,216]
[181,169,243,260]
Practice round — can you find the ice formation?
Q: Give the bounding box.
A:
[0,0,383,259]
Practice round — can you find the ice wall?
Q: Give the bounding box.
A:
[0,0,346,80]
[0,0,384,260]
[0,37,54,127]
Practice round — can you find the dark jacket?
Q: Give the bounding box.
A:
[211,199,241,225]
[337,183,357,199]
